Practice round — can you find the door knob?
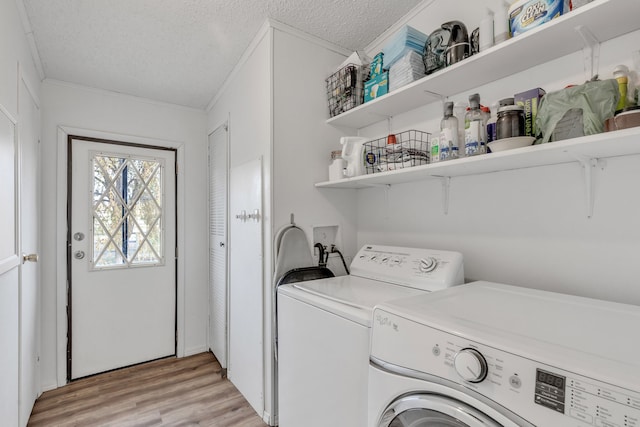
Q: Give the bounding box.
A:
[74,251,85,260]
[219,242,225,247]
[22,253,39,264]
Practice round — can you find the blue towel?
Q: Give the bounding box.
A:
[383,25,429,69]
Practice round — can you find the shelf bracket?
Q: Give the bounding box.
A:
[568,153,605,218]
[440,177,451,215]
[575,25,600,81]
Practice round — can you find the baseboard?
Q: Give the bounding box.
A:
[262,410,277,426]
[184,345,208,357]
[41,382,59,393]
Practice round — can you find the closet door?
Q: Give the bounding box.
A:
[208,123,228,370]
[228,158,264,415]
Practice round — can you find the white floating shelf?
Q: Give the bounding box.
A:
[315,127,640,189]
[326,0,640,129]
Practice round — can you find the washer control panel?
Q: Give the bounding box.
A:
[350,244,464,291]
[371,309,640,426]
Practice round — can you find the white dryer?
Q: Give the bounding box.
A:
[277,244,464,427]
[369,281,640,426]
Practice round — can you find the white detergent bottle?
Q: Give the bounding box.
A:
[340,136,369,177]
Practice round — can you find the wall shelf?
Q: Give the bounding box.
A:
[315,127,640,190]
[326,0,640,129]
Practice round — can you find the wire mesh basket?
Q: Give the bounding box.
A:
[364,130,431,174]
[326,63,368,117]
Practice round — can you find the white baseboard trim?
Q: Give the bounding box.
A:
[184,345,208,357]
[40,382,59,393]
[262,410,277,426]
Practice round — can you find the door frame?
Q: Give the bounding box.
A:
[55,126,186,387]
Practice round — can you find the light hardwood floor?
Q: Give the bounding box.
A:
[28,352,268,427]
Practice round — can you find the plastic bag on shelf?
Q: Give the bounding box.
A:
[535,79,619,144]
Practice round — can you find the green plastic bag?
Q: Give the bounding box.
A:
[535,79,619,144]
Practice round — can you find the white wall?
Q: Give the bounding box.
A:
[0,0,42,425]
[353,1,640,305]
[208,22,359,423]
[39,80,209,390]
[209,26,274,421]
[272,28,358,261]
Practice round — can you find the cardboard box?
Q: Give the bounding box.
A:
[515,87,546,137]
[364,72,389,103]
[369,53,384,79]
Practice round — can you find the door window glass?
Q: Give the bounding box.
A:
[389,408,469,427]
[91,153,164,268]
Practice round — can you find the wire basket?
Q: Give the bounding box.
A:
[364,130,431,174]
[326,63,368,117]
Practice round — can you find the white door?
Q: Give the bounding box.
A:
[208,124,228,370]
[19,78,40,426]
[69,138,176,379]
[228,158,264,414]
[0,105,19,427]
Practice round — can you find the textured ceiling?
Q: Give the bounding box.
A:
[22,0,423,109]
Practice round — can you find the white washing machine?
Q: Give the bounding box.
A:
[369,281,640,427]
[277,244,464,427]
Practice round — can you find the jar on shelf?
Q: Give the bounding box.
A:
[329,150,346,181]
[496,104,525,140]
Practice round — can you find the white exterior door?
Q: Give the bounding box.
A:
[208,124,228,370]
[229,158,264,415]
[69,138,176,379]
[19,78,41,426]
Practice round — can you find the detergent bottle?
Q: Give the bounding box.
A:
[340,136,369,177]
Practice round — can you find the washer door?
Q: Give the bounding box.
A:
[379,394,502,427]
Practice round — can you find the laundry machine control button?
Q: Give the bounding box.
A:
[419,257,437,272]
[509,375,522,389]
[454,348,488,383]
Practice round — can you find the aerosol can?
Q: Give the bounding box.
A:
[340,136,369,177]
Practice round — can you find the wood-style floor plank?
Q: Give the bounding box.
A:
[28,352,268,427]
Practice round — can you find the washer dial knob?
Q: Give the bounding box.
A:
[454,348,488,383]
[419,257,437,273]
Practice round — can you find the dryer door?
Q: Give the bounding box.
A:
[379,394,502,427]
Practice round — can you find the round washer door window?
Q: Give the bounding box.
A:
[379,394,502,427]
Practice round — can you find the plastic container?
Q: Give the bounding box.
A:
[454,102,468,157]
[329,151,346,181]
[440,102,459,161]
[613,65,629,111]
[465,94,487,156]
[430,136,440,164]
[509,0,568,37]
[486,102,499,143]
[480,9,495,51]
[494,1,511,43]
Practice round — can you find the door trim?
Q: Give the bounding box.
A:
[55,125,186,387]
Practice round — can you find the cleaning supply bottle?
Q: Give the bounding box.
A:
[494,1,510,44]
[430,136,440,164]
[454,101,467,158]
[465,94,486,156]
[440,102,459,161]
[613,65,629,111]
[480,8,495,51]
[486,102,499,143]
